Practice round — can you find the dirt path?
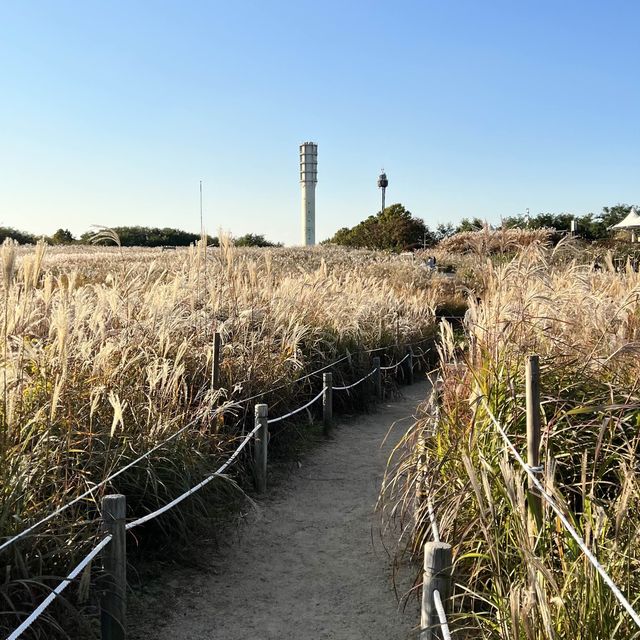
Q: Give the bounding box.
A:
[130,382,428,640]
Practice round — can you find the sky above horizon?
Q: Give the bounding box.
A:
[2,1,639,245]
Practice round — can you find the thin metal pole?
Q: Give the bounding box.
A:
[199,180,203,237]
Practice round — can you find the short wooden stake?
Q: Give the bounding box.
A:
[254,404,268,493]
[421,541,452,640]
[526,354,542,532]
[211,331,221,389]
[101,494,126,640]
[323,372,333,434]
[372,356,382,400]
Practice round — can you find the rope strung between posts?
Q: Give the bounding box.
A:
[0,353,356,553]
[0,409,208,554]
[8,421,265,636]
[0,338,431,554]
[333,368,377,391]
[424,369,443,545]
[427,497,440,544]
[480,397,640,630]
[4,339,434,639]
[266,389,325,425]
[7,535,113,640]
[126,422,262,530]
[379,352,411,371]
[421,370,452,638]
[433,590,453,640]
[236,353,353,405]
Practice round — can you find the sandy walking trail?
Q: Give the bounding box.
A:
[131,382,428,640]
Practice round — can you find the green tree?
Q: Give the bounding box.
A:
[435,223,455,241]
[590,204,636,239]
[0,227,36,244]
[456,217,485,232]
[328,203,434,252]
[50,228,75,244]
[79,226,217,247]
[234,233,281,247]
[502,205,639,241]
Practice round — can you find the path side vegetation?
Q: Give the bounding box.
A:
[383,243,640,639]
[0,240,458,637]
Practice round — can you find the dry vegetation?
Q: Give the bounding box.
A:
[383,244,640,638]
[0,238,457,637]
[436,225,553,256]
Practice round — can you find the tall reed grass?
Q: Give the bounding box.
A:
[0,239,450,637]
[383,245,640,639]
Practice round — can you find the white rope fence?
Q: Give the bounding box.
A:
[126,422,262,530]
[266,389,325,425]
[426,497,440,544]
[6,418,267,639]
[7,535,113,640]
[0,411,206,554]
[419,370,454,640]
[4,341,430,639]
[0,354,364,555]
[433,589,452,640]
[333,368,377,391]
[379,351,411,371]
[238,353,353,405]
[480,397,640,630]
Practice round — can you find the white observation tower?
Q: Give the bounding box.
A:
[300,142,318,245]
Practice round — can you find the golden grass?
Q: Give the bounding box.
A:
[0,238,453,636]
[383,245,640,639]
[437,225,553,256]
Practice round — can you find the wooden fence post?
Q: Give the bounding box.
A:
[254,404,268,493]
[526,354,542,532]
[323,372,333,434]
[101,494,126,640]
[421,541,452,640]
[372,356,382,400]
[211,331,221,389]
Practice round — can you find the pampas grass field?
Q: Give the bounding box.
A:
[0,237,457,637]
[383,243,640,639]
[8,228,640,639]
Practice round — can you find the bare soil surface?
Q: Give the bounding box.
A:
[130,382,428,640]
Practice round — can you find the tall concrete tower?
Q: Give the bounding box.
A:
[300,142,318,245]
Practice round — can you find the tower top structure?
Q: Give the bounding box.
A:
[300,142,318,245]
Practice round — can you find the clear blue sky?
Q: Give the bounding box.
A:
[2,0,639,245]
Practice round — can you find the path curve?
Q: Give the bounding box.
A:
[131,382,428,640]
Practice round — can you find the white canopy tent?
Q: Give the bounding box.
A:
[611,207,640,242]
[611,207,640,229]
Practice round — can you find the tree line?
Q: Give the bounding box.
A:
[3,203,635,251]
[326,203,638,251]
[0,226,282,247]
